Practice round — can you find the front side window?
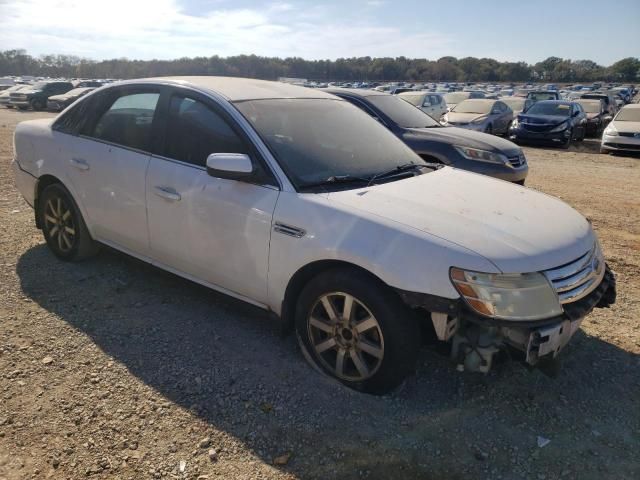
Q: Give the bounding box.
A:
[163,96,247,167]
[90,92,160,151]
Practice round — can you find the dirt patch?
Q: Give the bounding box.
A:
[0,108,638,480]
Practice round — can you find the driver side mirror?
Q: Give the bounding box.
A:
[206,153,253,180]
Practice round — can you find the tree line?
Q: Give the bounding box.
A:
[1,49,638,83]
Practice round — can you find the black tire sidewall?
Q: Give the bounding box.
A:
[31,98,44,111]
[39,184,83,260]
[295,268,420,394]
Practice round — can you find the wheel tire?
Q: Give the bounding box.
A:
[38,183,99,261]
[562,129,573,149]
[295,267,421,395]
[30,98,45,111]
[17,106,27,110]
[485,124,493,134]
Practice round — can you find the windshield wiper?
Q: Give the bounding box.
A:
[299,174,371,191]
[367,163,427,186]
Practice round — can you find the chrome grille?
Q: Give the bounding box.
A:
[543,244,605,305]
[508,153,527,168]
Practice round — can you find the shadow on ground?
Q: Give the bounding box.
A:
[16,244,640,479]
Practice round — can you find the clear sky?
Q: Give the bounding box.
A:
[1,0,638,65]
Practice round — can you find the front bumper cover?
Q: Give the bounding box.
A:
[397,264,616,370]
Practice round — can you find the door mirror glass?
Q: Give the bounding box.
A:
[206,153,253,179]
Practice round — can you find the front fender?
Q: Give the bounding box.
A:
[266,191,497,315]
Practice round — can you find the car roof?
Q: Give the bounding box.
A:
[114,76,336,101]
[620,103,640,109]
[323,87,389,98]
[533,100,572,105]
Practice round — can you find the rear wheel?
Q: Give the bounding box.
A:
[38,184,99,261]
[295,268,420,394]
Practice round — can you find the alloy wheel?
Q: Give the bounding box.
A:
[43,196,76,253]
[307,292,384,381]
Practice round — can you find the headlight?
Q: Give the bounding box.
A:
[471,115,488,125]
[511,118,519,129]
[450,267,563,321]
[443,114,449,123]
[453,146,508,165]
[550,121,569,133]
[604,126,618,136]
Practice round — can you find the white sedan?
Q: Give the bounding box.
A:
[12,77,616,393]
[601,103,640,154]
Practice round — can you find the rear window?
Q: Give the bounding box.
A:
[366,95,440,128]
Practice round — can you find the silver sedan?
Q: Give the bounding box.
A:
[443,99,514,135]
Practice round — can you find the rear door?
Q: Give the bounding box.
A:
[145,89,280,304]
[65,86,161,256]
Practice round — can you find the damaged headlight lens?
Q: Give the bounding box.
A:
[450,267,563,321]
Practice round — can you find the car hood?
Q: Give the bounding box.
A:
[586,113,601,119]
[446,112,486,123]
[404,126,520,155]
[611,120,640,132]
[327,167,593,273]
[48,94,68,101]
[518,114,568,126]
[15,89,40,95]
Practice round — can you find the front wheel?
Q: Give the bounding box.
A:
[295,268,420,394]
[38,184,99,261]
[562,129,573,149]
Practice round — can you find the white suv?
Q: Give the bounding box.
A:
[12,77,616,393]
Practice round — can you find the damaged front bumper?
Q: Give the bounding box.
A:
[399,265,616,373]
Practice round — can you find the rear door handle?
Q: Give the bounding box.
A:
[70,158,89,170]
[153,186,181,201]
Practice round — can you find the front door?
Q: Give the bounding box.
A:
[145,92,279,304]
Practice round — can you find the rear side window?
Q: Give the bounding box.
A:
[53,92,102,135]
[162,95,247,167]
[90,92,160,151]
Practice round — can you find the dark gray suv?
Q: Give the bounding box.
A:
[324,89,528,185]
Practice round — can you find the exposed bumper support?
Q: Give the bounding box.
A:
[398,265,616,373]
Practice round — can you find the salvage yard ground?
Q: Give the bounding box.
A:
[0,108,638,480]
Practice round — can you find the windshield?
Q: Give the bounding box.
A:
[366,95,440,128]
[525,102,571,117]
[528,92,557,101]
[577,100,601,113]
[615,108,640,122]
[443,92,470,104]
[452,99,492,114]
[32,82,50,89]
[502,98,525,110]
[235,98,427,189]
[398,94,424,106]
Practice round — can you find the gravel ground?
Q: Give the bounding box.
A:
[0,107,638,480]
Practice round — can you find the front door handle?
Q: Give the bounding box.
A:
[70,158,89,170]
[153,186,181,202]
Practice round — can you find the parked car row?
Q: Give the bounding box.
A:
[12,76,616,393]
[0,78,111,111]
